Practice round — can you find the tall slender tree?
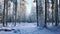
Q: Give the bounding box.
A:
[45,0,48,27]
[51,0,54,25]
[2,0,5,27]
[13,0,17,26]
[5,0,8,27]
[55,0,58,26]
[3,0,7,27]
[36,0,39,26]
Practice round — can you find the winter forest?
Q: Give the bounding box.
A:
[0,0,60,34]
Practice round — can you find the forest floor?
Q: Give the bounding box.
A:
[0,23,60,34]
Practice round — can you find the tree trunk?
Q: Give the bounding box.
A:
[14,0,17,26]
[45,0,47,27]
[55,0,58,26]
[36,0,39,26]
[3,0,5,27]
[6,0,8,26]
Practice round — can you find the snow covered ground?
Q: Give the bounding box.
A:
[0,22,60,34]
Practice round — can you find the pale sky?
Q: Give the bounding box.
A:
[26,0,32,15]
[26,0,36,14]
[26,0,32,11]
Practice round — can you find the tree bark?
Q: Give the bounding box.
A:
[45,0,48,27]
[55,0,58,26]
